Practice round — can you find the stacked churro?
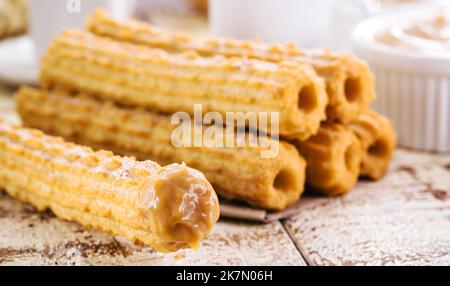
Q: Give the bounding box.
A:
[14,9,397,214]
[40,29,327,140]
[293,124,363,196]
[0,119,219,252]
[350,110,397,180]
[86,9,374,124]
[81,10,396,195]
[16,87,306,211]
[291,109,396,196]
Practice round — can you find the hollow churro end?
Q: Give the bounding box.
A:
[344,76,362,103]
[298,123,363,197]
[138,163,220,250]
[368,138,389,159]
[349,110,397,181]
[273,169,296,192]
[363,134,396,180]
[298,84,318,113]
[325,56,375,123]
[345,140,363,177]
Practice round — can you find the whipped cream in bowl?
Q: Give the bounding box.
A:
[374,11,450,56]
[352,10,450,152]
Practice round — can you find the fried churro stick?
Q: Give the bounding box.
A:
[350,110,397,180]
[39,29,327,140]
[16,87,307,210]
[0,0,27,40]
[293,123,363,196]
[0,118,219,252]
[86,9,373,123]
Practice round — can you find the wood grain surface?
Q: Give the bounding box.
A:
[284,150,450,266]
[0,192,304,266]
[1,87,449,266]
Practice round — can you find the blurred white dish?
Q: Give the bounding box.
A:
[209,0,335,48]
[331,0,448,51]
[30,0,137,56]
[0,36,39,86]
[352,10,450,152]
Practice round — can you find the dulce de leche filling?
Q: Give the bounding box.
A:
[375,11,450,54]
[138,163,220,249]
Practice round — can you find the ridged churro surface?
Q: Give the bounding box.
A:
[0,117,219,252]
[294,123,363,196]
[350,110,397,180]
[40,29,327,140]
[86,9,373,123]
[16,87,306,210]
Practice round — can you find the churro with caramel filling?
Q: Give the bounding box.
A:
[16,87,307,210]
[0,118,219,252]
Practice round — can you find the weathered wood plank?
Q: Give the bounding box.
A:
[0,192,305,266]
[283,150,450,266]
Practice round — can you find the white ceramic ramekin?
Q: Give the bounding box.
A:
[352,12,450,153]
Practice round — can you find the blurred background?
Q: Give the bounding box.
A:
[1,0,448,48]
[0,0,449,152]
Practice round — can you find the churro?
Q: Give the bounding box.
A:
[350,110,397,180]
[0,0,27,40]
[39,29,327,140]
[16,86,307,210]
[293,123,363,196]
[86,9,373,123]
[0,118,219,252]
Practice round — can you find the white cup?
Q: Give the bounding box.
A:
[209,0,336,48]
[30,0,136,56]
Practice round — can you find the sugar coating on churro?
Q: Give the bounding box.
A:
[16,86,306,211]
[86,9,373,124]
[350,110,397,180]
[0,117,219,252]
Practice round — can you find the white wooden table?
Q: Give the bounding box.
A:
[1,85,449,265]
